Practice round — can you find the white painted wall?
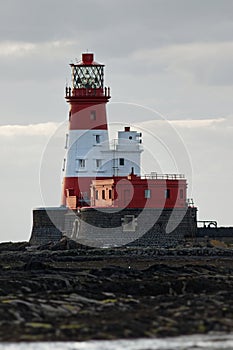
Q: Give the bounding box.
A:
[64,128,143,178]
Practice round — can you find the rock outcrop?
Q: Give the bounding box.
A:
[0,242,233,341]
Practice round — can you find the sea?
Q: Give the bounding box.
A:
[0,334,233,350]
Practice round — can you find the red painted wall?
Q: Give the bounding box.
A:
[113,178,186,209]
[68,102,108,130]
[62,175,187,210]
[90,176,187,210]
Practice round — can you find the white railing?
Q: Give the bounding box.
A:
[142,173,185,180]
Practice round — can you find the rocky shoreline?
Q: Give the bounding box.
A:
[0,240,233,341]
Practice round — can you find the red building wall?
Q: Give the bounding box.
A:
[91,175,187,209]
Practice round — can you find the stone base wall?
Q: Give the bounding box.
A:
[197,227,233,243]
[29,205,197,248]
[29,207,67,245]
[64,207,197,248]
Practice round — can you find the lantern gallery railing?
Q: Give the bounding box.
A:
[65,86,110,98]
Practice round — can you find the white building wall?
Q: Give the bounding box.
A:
[64,129,110,177]
[63,128,143,178]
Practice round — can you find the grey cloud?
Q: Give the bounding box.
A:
[120,42,233,85]
[0,0,232,50]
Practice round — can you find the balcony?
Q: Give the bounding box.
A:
[65,86,110,98]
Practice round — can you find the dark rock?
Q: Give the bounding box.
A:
[23,258,47,271]
[0,242,29,252]
[36,236,89,251]
[0,244,233,341]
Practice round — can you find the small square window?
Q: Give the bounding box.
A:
[95,135,100,144]
[79,159,86,168]
[90,111,96,120]
[122,215,137,232]
[144,189,151,199]
[165,189,171,199]
[82,192,88,200]
[119,158,124,166]
[96,159,102,168]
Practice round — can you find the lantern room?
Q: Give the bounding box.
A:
[70,53,104,89]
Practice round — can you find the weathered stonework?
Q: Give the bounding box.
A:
[197,227,233,244]
[64,206,197,248]
[29,205,197,247]
[29,207,67,245]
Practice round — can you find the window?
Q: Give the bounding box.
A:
[109,189,112,199]
[119,158,124,166]
[90,110,96,120]
[96,159,102,168]
[102,190,105,200]
[165,189,171,199]
[180,189,184,199]
[82,192,88,200]
[79,159,86,168]
[95,135,100,144]
[122,215,137,232]
[144,189,151,199]
[95,190,98,200]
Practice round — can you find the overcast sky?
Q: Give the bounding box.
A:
[0,0,233,242]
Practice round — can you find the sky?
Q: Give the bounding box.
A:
[0,0,233,242]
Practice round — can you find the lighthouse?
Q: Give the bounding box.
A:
[62,52,142,210]
[62,52,111,208]
[29,52,197,248]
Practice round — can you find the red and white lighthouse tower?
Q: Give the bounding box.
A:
[62,53,111,208]
[62,52,143,210]
[30,51,197,247]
